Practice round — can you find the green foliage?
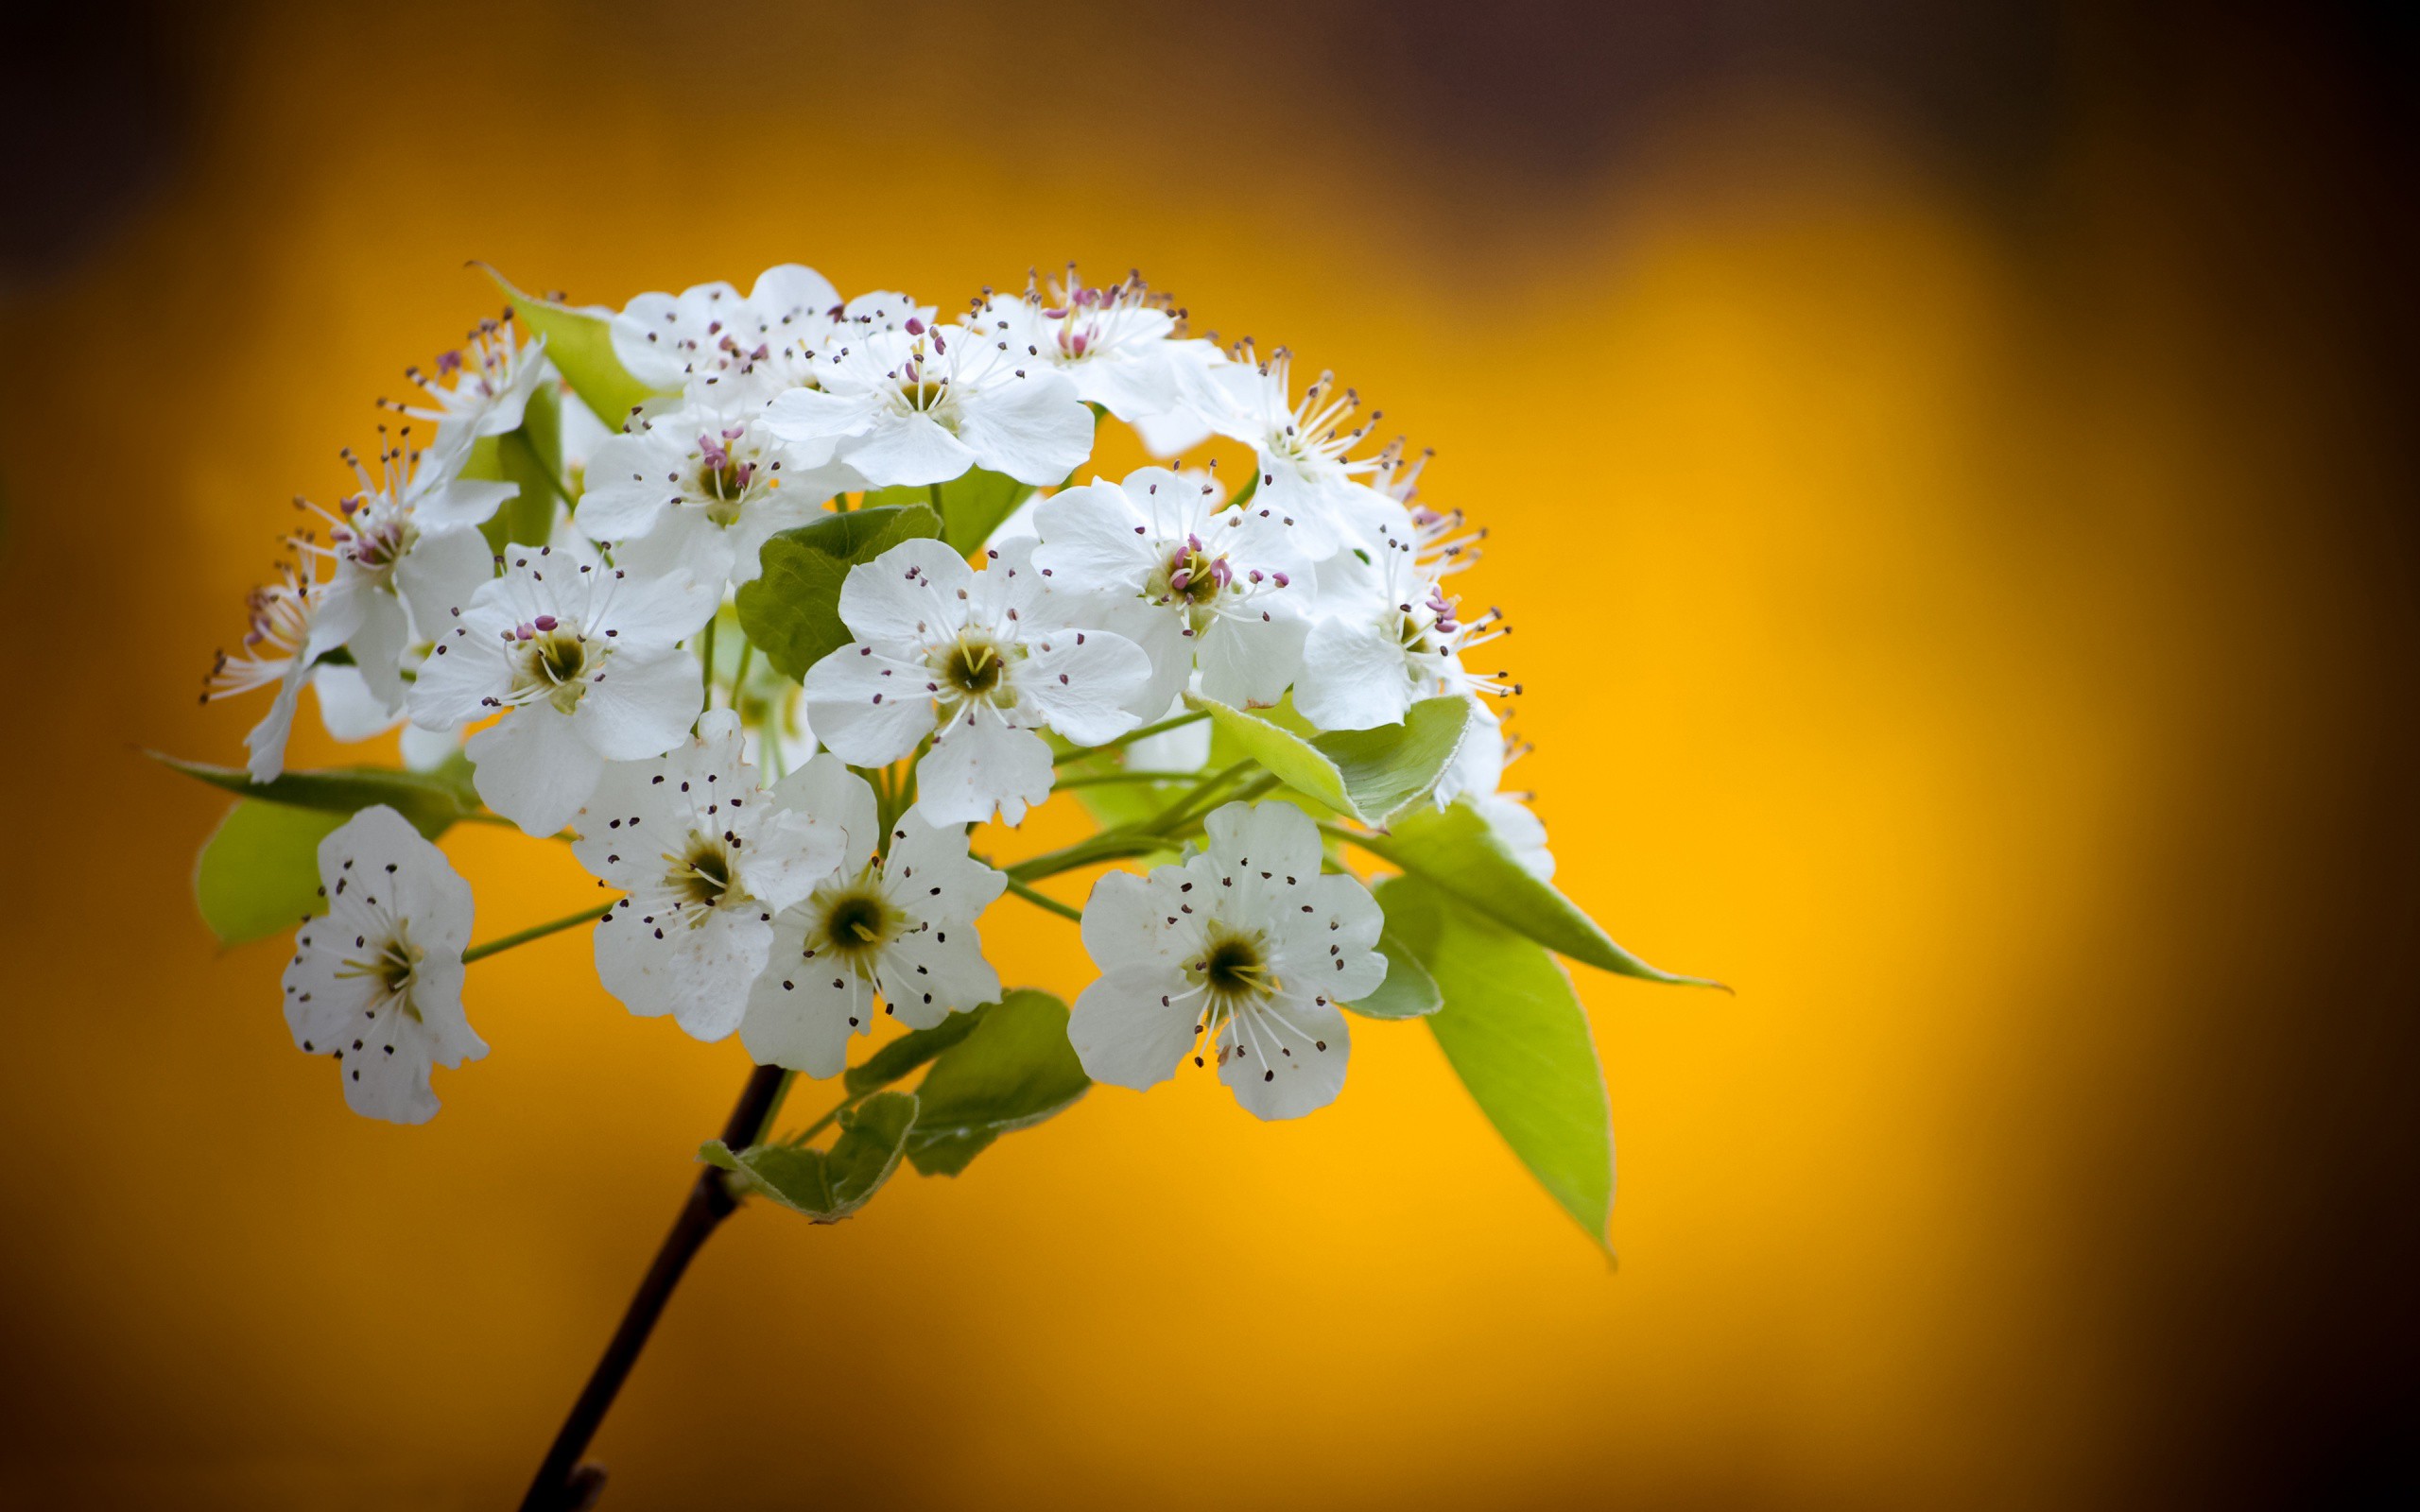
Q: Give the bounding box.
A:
[151,752,478,838]
[482,266,665,428]
[899,989,1089,1177]
[1188,694,1470,825]
[735,504,943,681]
[700,1091,920,1222]
[193,800,347,947]
[1344,932,1442,1020]
[1352,800,1722,989]
[864,467,1029,556]
[1380,876,1614,1251]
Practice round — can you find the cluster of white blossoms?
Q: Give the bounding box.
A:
[198,262,1557,1134]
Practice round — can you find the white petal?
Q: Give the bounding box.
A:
[838,537,973,647]
[1029,479,1153,590]
[875,925,1001,1030]
[575,646,702,762]
[411,477,519,531]
[1219,994,1349,1120]
[312,664,401,744]
[880,809,1007,927]
[1292,616,1414,730]
[468,707,604,835]
[1077,868,1188,976]
[1018,627,1151,747]
[576,433,680,540]
[917,711,1052,827]
[842,410,977,489]
[740,919,873,1078]
[800,645,940,766]
[595,902,774,1042]
[956,370,1094,485]
[1201,799,1324,885]
[395,525,496,635]
[1195,610,1307,710]
[1067,967,1198,1091]
[406,627,508,730]
[770,754,880,868]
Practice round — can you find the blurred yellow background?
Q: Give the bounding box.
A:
[2,1,2412,1506]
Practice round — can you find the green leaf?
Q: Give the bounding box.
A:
[481,266,666,429]
[864,467,1031,556]
[462,380,566,554]
[1379,875,1613,1250]
[735,504,943,680]
[193,800,346,947]
[1186,694,1470,825]
[1344,931,1442,1019]
[150,753,477,838]
[901,989,1090,1177]
[1351,799,1722,989]
[700,1091,920,1222]
[842,1001,989,1095]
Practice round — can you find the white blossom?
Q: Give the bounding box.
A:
[1201,347,1393,556]
[762,320,1094,489]
[576,394,852,590]
[389,316,552,463]
[572,712,855,1040]
[1067,801,1384,1120]
[1031,465,1314,714]
[974,267,1224,430]
[282,804,483,1124]
[407,543,715,836]
[1292,534,1514,732]
[741,790,1007,1077]
[204,558,341,782]
[610,265,845,393]
[302,436,502,712]
[801,537,1151,826]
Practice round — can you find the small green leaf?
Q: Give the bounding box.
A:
[735,504,943,681]
[194,801,347,947]
[902,989,1089,1177]
[1186,694,1470,824]
[1344,932,1442,1020]
[481,266,666,429]
[843,1001,989,1095]
[1353,800,1722,989]
[1380,876,1614,1250]
[151,753,476,838]
[700,1091,920,1222]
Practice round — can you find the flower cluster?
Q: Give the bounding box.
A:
[199,263,1553,1136]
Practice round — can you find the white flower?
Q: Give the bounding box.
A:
[572,712,855,1040]
[407,543,715,835]
[389,316,552,463]
[302,437,503,711]
[976,267,1224,429]
[1292,536,1514,731]
[762,320,1094,489]
[1203,347,1393,556]
[282,804,484,1125]
[576,396,850,590]
[610,265,844,392]
[205,558,342,782]
[801,537,1151,826]
[740,795,1007,1077]
[1031,465,1314,714]
[1067,801,1384,1120]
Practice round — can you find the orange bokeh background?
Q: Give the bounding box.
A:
[1,2,2412,1506]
